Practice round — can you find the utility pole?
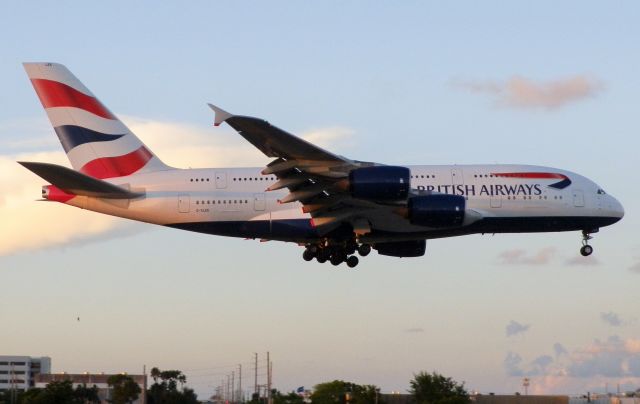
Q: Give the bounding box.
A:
[522,378,530,396]
[232,371,236,404]
[221,379,226,404]
[239,364,243,403]
[227,375,231,403]
[142,365,147,404]
[254,353,258,398]
[269,361,273,404]
[266,352,272,404]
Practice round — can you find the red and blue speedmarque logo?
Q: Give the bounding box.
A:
[492,172,572,189]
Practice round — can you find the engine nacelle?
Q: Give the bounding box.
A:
[376,240,426,257]
[408,194,466,227]
[349,166,410,201]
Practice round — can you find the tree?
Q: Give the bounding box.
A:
[146,367,198,404]
[5,381,100,404]
[108,374,141,404]
[27,380,79,404]
[409,371,470,404]
[311,381,382,404]
[75,384,101,403]
[272,389,305,404]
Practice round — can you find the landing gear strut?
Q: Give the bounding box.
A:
[580,230,594,257]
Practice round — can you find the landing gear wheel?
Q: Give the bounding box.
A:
[303,249,315,261]
[580,245,593,256]
[357,244,371,257]
[330,254,343,266]
[580,230,595,257]
[346,256,359,268]
[317,249,330,263]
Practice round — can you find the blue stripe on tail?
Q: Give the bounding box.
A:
[54,125,124,153]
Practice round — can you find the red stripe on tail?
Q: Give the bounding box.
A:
[80,146,153,179]
[31,78,116,120]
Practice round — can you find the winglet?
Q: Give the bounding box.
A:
[208,103,233,126]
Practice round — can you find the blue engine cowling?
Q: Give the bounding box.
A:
[408,194,466,227]
[376,240,426,257]
[349,166,410,201]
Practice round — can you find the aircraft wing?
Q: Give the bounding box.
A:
[209,104,389,234]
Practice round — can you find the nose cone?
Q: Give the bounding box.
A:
[611,196,625,220]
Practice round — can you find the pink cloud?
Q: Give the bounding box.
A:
[454,75,604,109]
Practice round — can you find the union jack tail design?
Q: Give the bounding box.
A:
[23,62,169,179]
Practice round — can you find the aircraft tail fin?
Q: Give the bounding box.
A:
[23,62,170,179]
[18,161,144,200]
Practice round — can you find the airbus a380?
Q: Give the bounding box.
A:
[20,63,624,268]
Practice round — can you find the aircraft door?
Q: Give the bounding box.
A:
[215,172,227,189]
[254,193,266,211]
[573,190,585,207]
[490,195,502,208]
[178,194,190,213]
[451,168,464,185]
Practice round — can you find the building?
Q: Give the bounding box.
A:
[36,373,147,404]
[474,395,569,404]
[0,355,51,392]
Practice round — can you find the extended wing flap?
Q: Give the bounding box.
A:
[18,161,144,199]
[208,104,391,234]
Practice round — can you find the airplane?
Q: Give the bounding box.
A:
[19,63,624,268]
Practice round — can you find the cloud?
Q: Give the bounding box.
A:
[554,343,568,358]
[504,352,524,377]
[454,75,604,109]
[300,127,355,151]
[601,311,625,327]
[530,355,554,375]
[565,255,601,266]
[567,336,640,378]
[505,336,640,386]
[499,248,603,267]
[405,327,425,333]
[0,151,131,257]
[505,352,557,378]
[498,247,556,266]
[629,261,640,274]
[0,117,354,257]
[506,320,530,337]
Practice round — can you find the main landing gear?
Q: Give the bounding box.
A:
[302,241,372,268]
[580,229,596,256]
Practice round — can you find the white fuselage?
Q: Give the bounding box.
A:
[58,163,624,243]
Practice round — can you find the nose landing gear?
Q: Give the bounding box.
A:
[580,230,595,256]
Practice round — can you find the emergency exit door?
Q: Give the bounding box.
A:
[215,172,227,189]
[451,168,464,185]
[573,190,585,207]
[178,194,190,213]
[254,193,266,211]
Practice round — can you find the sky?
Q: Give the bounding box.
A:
[1,1,640,399]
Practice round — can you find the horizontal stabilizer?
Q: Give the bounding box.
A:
[18,161,144,199]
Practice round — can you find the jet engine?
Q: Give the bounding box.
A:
[375,240,426,257]
[408,194,466,227]
[349,166,410,201]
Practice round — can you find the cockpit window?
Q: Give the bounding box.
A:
[597,188,606,195]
